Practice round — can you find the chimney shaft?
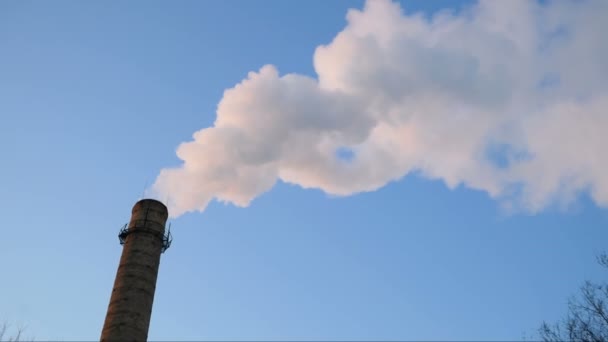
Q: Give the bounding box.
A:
[101,199,169,341]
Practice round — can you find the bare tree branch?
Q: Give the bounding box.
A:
[540,254,608,342]
[0,322,7,342]
[0,321,29,342]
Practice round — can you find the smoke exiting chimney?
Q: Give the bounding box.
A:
[150,0,608,217]
[101,199,172,341]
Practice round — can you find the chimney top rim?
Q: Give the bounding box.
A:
[134,198,168,211]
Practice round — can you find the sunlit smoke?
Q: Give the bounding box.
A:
[152,0,608,217]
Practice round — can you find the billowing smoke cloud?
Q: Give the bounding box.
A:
[153,0,608,217]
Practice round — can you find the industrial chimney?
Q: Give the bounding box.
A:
[101,199,172,341]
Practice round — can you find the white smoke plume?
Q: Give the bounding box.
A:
[153,0,608,217]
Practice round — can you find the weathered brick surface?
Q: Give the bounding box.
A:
[101,199,168,342]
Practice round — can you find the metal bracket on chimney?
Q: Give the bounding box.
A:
[118,223,173,253]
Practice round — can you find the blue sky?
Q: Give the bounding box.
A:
[1,0,608,340]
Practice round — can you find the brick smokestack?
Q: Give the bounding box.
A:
[101,199,171,341]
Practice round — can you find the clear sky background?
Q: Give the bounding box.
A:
[1,0,608,340]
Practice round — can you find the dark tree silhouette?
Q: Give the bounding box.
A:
[0,321,25,342]
[540,253,608,342]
